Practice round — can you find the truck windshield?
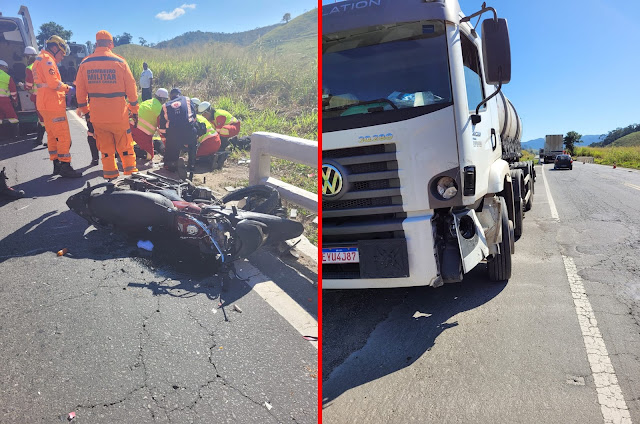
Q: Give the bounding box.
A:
[323,20,452,128]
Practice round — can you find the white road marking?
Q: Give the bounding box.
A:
[68,109,88,129]
[561,255,632,424]
[623,182,640,191]
[544,166,632,422]
[539,165,559,220]
[234,260,318,349]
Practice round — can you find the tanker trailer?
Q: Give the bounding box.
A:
[322,0,534,288]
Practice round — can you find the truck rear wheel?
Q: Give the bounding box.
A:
[510,169,524,239]
[488,197,512,281]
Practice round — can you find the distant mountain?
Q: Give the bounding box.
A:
[155,24,282,49]
[521,134,604,150]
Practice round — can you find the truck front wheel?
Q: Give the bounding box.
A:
[488,197,512,281]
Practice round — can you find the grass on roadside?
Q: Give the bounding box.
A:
[574,146,640,170]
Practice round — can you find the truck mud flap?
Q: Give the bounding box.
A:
[453,209,489,273]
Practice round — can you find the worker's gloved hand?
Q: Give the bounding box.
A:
[132,114,138,127]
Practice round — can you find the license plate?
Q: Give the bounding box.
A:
[322,247,359,264]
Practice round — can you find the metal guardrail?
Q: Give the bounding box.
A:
[574,156,595,164]
[249,132,317,212]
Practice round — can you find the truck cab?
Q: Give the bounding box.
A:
[0,6,39,127]
[322,0,534,289]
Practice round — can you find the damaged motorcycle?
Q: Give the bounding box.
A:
[66,172,304,271]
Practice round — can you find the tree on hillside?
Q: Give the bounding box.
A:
[593,123,640,147]
[114,33,133,46]
[282,13,291,23]
[139,37,148,47]
[564,131,583,155]
[36,22,72,48]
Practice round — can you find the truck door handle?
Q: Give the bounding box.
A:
[491,129,497,151]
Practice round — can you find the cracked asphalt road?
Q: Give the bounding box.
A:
[0,115,318,423]
[322,163,640,423]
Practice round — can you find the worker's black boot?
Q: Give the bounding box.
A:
[52,159,61,176]
[0,167,25,200]
[88,136,99,165]
[58,162,82,178]
[219,137,231,151]
[36,124,45,145]
[11,123,20,140]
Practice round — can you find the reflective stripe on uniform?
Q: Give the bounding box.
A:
[88,92,126,98]
[58,153,71,158]
[123,166,136,172]
[48,150,58,155]
[126,128,131,134]
[52,116,66,122]
[81,56,124,63]
[103,170,119,177]
[129,100,138,106]
[6,118,19,123]
[77,102,88,108]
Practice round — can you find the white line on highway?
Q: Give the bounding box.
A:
[540,165,559,220]
[234,260,318,349]
[68,109,88,129]
[624,182,640,191]
[561,255,632,424]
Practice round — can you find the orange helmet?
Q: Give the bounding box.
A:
[96,30,113,42]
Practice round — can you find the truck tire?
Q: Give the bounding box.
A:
[488,197,512,281]
[525,162,534,211]
[510,169,524,239]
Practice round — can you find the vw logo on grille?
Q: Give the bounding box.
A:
[322,164,343,197]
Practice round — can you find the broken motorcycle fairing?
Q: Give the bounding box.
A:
[66,173,304,264]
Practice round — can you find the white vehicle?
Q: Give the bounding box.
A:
[0,6,39,129]
[322,0,535,289]
[540,134,564,163]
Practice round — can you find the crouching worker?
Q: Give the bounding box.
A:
[158,88,200,179]
[131,88,169,160]
[75,30,139,180]
[198,102,240,151]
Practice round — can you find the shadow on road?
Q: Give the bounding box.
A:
[0,208,252,307]
[322,268,506,405]
[5,166,102,200]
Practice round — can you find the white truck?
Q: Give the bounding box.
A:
[322,0,535,289]
[540,134,564,163]
[0,6,39,133]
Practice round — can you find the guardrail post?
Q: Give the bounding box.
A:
[249,132,317,212]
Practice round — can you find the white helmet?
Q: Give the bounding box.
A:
[24,46,38,55]
[0,60,8,67]
[155,88,169,99]
[198,101,211,113]
[190,98,201,106]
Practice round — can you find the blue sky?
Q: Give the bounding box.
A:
[3,0,316,45]
[322,0,640,142]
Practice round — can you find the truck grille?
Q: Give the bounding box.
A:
[323,143,406,279]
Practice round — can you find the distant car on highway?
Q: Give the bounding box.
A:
[554,154,573,170]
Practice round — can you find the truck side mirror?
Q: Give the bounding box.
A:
[482,18,511,85]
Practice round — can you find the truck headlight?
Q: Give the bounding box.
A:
[436,176,458,199]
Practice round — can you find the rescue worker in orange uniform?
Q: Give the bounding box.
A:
[75,30,139,180]
[23,46,46,145]
[33,36,82,177]
[0,60,20,140]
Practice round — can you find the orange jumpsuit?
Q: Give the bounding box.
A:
[32,50,73,162]
[76,47,139,179]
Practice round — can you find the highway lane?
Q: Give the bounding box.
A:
[322,162,640,423]
[0,113,318,423]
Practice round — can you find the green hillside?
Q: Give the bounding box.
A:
[155,25,281,49]
[611,131,640,147]
[251,9,317,61]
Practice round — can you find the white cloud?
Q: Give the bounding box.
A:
[155,3,197,21]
